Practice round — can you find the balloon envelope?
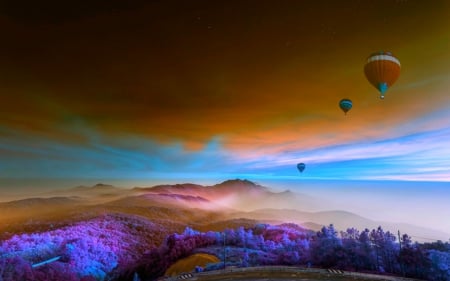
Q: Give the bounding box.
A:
[339,98,352,114]
[297,163,305,173]
[364,51,401,99]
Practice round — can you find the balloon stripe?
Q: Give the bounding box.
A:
[366,55,401,66]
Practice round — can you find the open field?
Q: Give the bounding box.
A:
[165,253,220,276]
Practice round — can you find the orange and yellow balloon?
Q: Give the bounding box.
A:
[364,51,401,99]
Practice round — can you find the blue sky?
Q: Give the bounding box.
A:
[0,0,449,237]
[2,105,450,183]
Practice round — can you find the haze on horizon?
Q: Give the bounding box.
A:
[1,178,449,241]
[0,1,449,238]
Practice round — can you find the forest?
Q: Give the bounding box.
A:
[128,224,449,280]
[1,215,449,281]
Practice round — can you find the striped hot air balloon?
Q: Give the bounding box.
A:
[364,51,401,99]
[339,98,353,115]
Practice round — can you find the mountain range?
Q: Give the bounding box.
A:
[1,179,448,242]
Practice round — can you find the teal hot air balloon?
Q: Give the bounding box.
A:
[297,163,305,173]
[339,98,353,115]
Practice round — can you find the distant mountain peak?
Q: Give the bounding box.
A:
[220,179,256,185]
[172,183,204,189]
[132,183,204,192]
[213,179,269,191]
[279,189,293,194]
[71,183,117,191]
[93,183,114,188]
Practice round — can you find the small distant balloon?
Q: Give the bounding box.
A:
[339,98,352,115]
[364,51,401,99]
[297,163,305,173]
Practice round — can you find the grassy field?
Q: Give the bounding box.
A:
[164,253,220,276]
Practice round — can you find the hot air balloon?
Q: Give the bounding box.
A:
[339,98,352,115]
[297,163,305,173]
[364,51,401,99]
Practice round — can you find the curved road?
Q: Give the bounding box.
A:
[162,266,420,281]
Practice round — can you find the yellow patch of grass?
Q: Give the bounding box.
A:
[165,253,220,276]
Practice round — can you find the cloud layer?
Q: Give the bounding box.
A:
[0,0,449,183]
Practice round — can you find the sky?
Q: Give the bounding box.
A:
[0,1,449,202]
